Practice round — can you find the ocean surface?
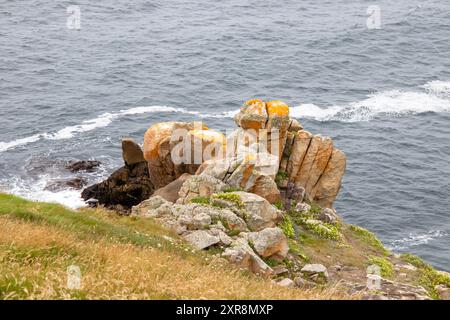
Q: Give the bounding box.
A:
[1,0,449,271]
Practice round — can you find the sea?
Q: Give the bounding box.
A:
[0,0,449,271]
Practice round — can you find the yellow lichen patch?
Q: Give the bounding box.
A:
[266,100,290,117]
[143,122,177,161]
[243,99,267,115]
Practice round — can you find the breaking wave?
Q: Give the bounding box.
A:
[387,229,448,251]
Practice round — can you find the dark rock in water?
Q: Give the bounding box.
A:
[66,160,101,172]
[122,138,145,166]
[45,177,87,191]
[153,173,191,203]
[81,161,154,209]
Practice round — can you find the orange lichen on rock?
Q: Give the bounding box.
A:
[266,100,290,117]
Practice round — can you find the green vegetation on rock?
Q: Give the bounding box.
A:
[214,192,243,208]
[280,215,295,239]
[368,256,393,278]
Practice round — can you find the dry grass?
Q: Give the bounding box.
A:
[0,194,352,300]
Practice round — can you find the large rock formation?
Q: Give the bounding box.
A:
[82,98,346,210]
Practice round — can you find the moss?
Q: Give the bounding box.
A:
[227,229,241,237]
[190,197,211,205]
[349,225,389,255]
[275,171,288,185]
[368,256,393,278]
[400,253,428,269]
[223,186,243,193]
[274,200,283,210]
[301,219,341,241]
[214,192,243,208]
[418,267,450,299]
[279,215,295,239]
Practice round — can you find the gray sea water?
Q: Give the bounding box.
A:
[1,0,449,271]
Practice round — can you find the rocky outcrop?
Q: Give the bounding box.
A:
[81,140,154,210]
[131,190,286,275]
[196,156,281,204]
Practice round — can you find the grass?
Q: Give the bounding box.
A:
[279,215,295,239]
[348,225,389,256]
[0,193,350,300]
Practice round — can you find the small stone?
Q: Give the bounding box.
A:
[318,208,339,224]
[435,285,450,300]
[273,266,289,276]
[301,264,329,283]
[277,278,294,288]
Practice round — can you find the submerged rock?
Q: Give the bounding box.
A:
[45,177,86,191]
[66,160,101,172]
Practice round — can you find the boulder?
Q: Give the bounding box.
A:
[81,161,154,209]
[222,237,273,275]
[234,99,268,130]
[177,174,227,204]
[249,227,288,259]
[153,173,191,203]
[233,191,283,231]
[122,138,145,165]
[184,230,220,250]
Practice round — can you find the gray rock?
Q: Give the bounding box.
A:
[294,277,317,289]
[301,264,329,283]
[318,208,339,224]
[131,195,173,217]
[249,227,289,259]
[277,278,295,288]
[184,230,220,250]
[177,174,227,204]
[233,191,283,231]
[295,202,311,213]
[222,238,273,275]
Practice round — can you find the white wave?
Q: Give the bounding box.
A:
[0,105,185,152]
[4,175,86,209]
[0,134,42,152]
[421,80,450,96]
[291,81,450,122]
[387,230,448,251]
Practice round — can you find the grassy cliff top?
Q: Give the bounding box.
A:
[0,193,348,300]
